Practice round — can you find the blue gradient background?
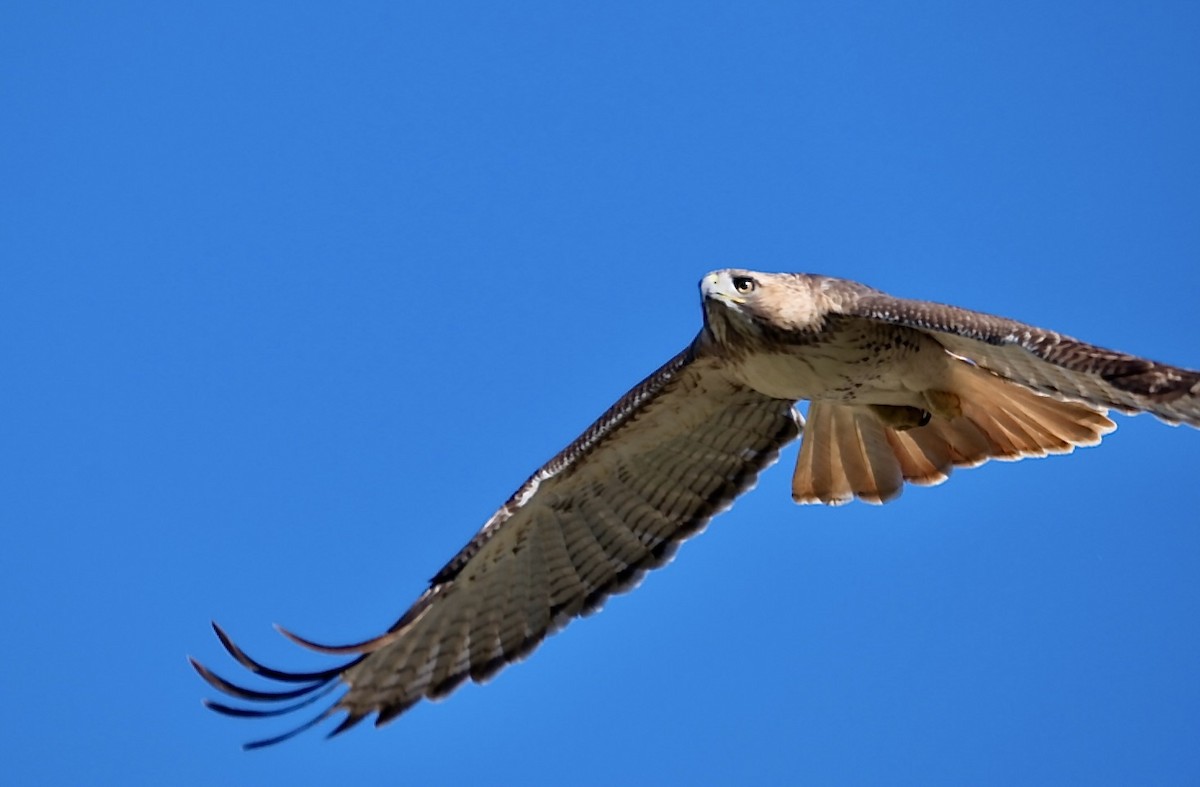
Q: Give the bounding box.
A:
[4,2,1199,785]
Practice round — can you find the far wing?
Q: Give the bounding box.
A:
[821,278,1200,427]
[192,336,800,747]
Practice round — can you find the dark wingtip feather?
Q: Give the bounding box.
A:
[191,656,330,702]
[274,622,402,656]
[203,681,342,718]
[210,621,353,682]
[205,699,277,718]
[242,705,338,751]
[195,622,365,748]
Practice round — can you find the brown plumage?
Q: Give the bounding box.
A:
[194,269,1199,748]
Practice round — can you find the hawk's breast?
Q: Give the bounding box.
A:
[729,319,946,405]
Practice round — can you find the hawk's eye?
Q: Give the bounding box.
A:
[732,276,756,294]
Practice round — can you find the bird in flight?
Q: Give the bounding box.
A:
[193,270,1200,748]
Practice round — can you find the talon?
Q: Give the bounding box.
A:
[868,404,929,431]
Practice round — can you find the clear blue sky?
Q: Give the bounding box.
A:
[4,2,1199,785]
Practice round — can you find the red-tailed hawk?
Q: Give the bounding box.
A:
[193,270,1200,748]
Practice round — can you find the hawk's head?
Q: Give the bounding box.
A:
[700,269,826,345]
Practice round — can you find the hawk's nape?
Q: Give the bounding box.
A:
[192,341,801,748]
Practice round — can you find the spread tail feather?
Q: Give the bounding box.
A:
[791,361,1116,505]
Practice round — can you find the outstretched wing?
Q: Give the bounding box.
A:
[820,277,1200,427]
[192,336,800,748]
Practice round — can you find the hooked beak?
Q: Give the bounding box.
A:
[701,271,746,305]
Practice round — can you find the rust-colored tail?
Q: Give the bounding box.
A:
[791,361,1116,505]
